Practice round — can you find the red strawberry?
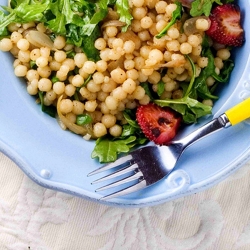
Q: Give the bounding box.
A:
[136,103,181,145]
[206,3,244,47]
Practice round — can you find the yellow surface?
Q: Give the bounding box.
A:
[225,97,250,125]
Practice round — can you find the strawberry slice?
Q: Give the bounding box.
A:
[136,103,181,145]
[206,3,244,47]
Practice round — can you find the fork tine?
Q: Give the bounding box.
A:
[87,155,133,177]
[91,163,138,184]
[95,171,143,192]
[100,179,147,201]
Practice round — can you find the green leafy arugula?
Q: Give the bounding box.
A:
[91,109,148,163]
[144,37,234,124]
[76,114,93,125]
[191,35,234,101]
[0,0,48,30]
[91,136,136,163]
[155,96,212,124]
[212,58,234,83]
[0,12,9,39]
[38,91,57,118]
[116,0,133,32]
[189,0,234,17]
[156,1,182,39]
[190,0,222,16]
[154,55,213,124]
[0,0,133,61]
[156,80,165,97]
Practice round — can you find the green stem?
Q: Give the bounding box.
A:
[185,55,196,97]
[0,12,16,30]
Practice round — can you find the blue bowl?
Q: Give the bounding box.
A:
[0,0,250,207]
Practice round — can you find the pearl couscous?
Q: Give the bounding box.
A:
[0,0,232,139]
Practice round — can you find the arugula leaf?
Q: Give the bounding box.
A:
[184,54,196,96]
[193,47,219,100]
[9,0,18,9]
[155,96,212,124]
[30,60,37,69]
[78,26,101,61]
[0,12,9,39]
[1,0,135,60]
[76,74,93,91]
[179,35,218,100]
[76,114,92,125]
[0,1,49,33]
[65,49,76,58]
[81,0,110,36]
[156,1,182,39]
[46,0,72,35]
[154,55,212,124]
[121,124,138,137]
[0,0,105,61]
[38,91,57,118]
[92,108,148,162]
[92,132,148,163]
[122,109,145,138]
[115,0,133,32]
[141,80,165,99]
[157,80,165,97]
[190,0,222,17]
[153,39,234,124]
[123,109,140,129]
[66,24,83,48]
[91,136,136,163]
[140,82,155,100]
[14,1,49,22]
[212,59,234,83]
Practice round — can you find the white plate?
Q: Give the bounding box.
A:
[0,0,250,207]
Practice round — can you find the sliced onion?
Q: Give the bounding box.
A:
[102,20,126,28]
[83,134,92,141]
[158,59,186,68]
[177,0,194,8]
[106,8,120,20]
[183,16,211,36]
[117,30,141,50]
[212,42,226,50]
[107,56,125,71]
[57,115,67,130]
[57,96,95,138]
[25,30,54,49]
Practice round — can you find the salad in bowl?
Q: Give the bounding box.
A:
[0,0,248,206]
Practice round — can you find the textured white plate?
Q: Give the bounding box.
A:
[0,0,250,207]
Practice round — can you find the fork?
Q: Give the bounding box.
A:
[88,97,250,200]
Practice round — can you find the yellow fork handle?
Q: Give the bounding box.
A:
[225,97,250,126]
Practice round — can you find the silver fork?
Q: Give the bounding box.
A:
[88,98,250,200]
